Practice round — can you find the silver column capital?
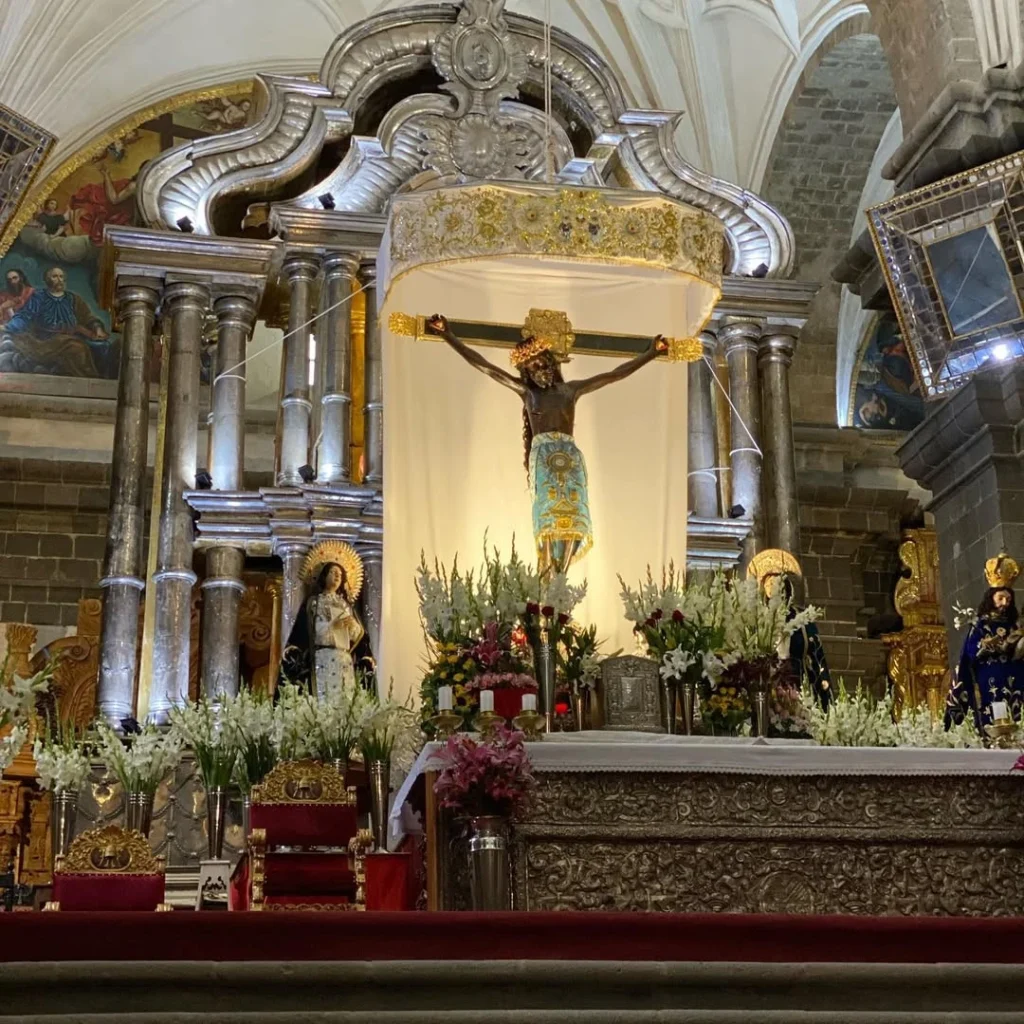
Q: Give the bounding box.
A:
[116,283,160,316]
[213,293,258,331]
[758,330,797,367]
[719,319,762,356]
[359,261,378,286]
[283,253,321,283]
[323,252,361,279]
[163,280,211,312]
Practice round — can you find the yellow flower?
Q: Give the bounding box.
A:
[448,655,459,665]
[439,670,448,680]
[454,673,465,683]
[463,660,475,671]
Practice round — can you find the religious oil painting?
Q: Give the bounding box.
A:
[851,314,925,431]
[0,90,254,379]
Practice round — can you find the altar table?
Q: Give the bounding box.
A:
[395,734,1024,915]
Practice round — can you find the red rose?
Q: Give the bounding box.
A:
[644,618,655,629]
[541,605,555,618]
[672,610,684,623]
[555,702,570,715]
[525,602,540,616]
[651,609,663,621]
[557,613,570,625]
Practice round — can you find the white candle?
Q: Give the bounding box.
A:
[479,690,494,713]
[993,701,1008,721]
[438,685,453,711]
[521,694,537,712]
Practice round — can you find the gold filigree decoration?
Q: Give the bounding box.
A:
[521,309,575,362]
[58,825,163,876]
[388,312,419,338]
[300,541,364,601]
[986,552,1020,589]
[383,184,724,304]
[252,760,356,806]
[747,548,802,597]
[666,337,703,363]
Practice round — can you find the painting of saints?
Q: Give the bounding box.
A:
[0,266,111,377]
[0,268,33,324]
[852,316,924,431]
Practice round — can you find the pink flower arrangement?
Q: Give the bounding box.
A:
[433,727,535,817]
[464,672,538,694]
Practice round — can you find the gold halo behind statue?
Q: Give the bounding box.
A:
[985,552,1020,589]
[301,541,365,601]
[747,548,802,598]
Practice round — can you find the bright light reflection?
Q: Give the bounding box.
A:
[994,343,1011,361]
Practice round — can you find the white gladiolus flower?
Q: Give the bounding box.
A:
[0,723,27,774]
[96,723,183,797]
[33,738,91,794]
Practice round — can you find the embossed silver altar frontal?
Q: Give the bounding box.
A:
[378,182,724,310]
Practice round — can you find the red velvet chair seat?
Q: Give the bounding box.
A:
[250,803,358,849]
[52,873,165,912]
[263,853,357,897]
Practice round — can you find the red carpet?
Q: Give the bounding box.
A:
[3,911,1024,963]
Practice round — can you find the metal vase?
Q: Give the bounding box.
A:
[534,637,555,733]
[329,758,347,780]
[206,786,229,860]
[51,790,78,863]
[681,679,697,737]
[751,691,771,738]
[125,791,154,837]
[571,688,590,732]
[241,795,251,843]
[466,815,510,911]
[661,677,680,734]
[368,759,391,852]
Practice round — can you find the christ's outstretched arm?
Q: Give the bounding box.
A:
[571,336,668,397]
[428,314,524,393]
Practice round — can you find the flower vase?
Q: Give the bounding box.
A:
[465,814,510,911]
[125,791,154,837]
[51,790,78,863]
[368,759,391,852]
[533,637,555,733]
[206,786,229,860]
[572,688,590,732]
[329,758,347,781]
[241,794,251,844]
[680,676,698,737]
[661,676,681,734]
[750,687,771,738]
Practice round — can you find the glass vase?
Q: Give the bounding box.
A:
[465,815,510,911]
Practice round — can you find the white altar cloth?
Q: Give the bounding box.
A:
[388,732,1021,846]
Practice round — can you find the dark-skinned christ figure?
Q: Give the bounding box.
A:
[428,313,668,576]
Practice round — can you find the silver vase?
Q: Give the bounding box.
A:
[368,759,390,852]
[751,691,771,738]
[534,636,555,733]
[661,677,680,734]
[241,794,251,843]
[571,688,590,732]
[125,791,154,837]
[329,758,347,779]
[681,679,697,737]
[51,790,78,863]
[466,815,510,911]
[206,786,229,860]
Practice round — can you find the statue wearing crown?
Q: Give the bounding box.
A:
[280,541,368,699]
[945,553,1023,731]
[428,310,668,575]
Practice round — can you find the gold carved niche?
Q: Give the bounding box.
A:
[883,529,949,720]
[239,573,279,696]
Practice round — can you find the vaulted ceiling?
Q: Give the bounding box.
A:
[0,0,871,191]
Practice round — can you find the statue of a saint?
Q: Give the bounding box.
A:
[428,312,668,574]
[280,542,366,699]
[945,553,1023,731]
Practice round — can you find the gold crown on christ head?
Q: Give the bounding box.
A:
[985,552,1020,589]
[509,335,554,368]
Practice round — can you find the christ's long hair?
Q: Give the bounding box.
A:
[519,349,564,473]
[978,586,1018,625]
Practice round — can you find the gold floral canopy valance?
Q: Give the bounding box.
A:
[378,183,725,306]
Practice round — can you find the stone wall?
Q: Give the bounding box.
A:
[761,33,898,427]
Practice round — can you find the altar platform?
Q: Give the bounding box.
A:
[396,734,1024,915]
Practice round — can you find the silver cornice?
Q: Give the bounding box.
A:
[614,112,795,277]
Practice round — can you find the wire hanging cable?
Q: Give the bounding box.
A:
[702,353,763,458]
[212,279,371,386]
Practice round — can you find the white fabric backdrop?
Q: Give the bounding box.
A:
[379,256,709,703]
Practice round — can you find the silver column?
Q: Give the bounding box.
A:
[277,254,320,486]
[149,280,209,724]
[319,253,360,484]
[721,319,765,566]
[361,547,383,671]
[97,282,159,726]
[279,542,309,656]
[759,330,801,558]
[361,262,383,488]
[200,294,256,701]
[687,330,720,518]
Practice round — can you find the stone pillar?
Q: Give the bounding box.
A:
[688,330,719,518]
[721,319,765,565]
[279,542,309,656]
[319,254,360,484]
[149,280,209,724]
[360,546,383,671]
[199,293,256,702]
[96,282,159,726]
[277,254,320,486]
[361,262,383,488]
[759,329,800,558]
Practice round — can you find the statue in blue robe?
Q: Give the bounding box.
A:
[780,576,832,709]
[945,585,1022,731]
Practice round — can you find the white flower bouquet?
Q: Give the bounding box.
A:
[218,688,277,793]
[33,735,91,794]
[358,687,421,773]
[275,681,371,766]
[95,722,183,797]
[0,655,53,774]
[168,698,239,789]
